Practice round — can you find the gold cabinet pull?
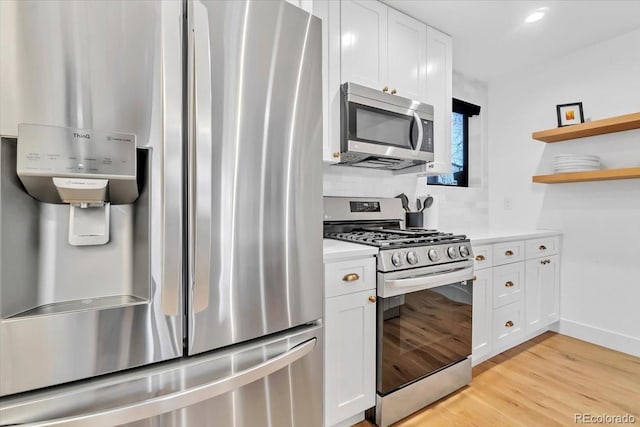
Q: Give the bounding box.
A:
[473,275,477,281]
[539,245,547,250]
[475,255,485,261]
[391,88,397,95]
[505,320,514,328]
[342,273,360,282]
[505,250,514,256]
[382,86,389,92]
[368,295,377,303]
[505,281,514,288]
[540,259,551,265]
[332,152,340,158]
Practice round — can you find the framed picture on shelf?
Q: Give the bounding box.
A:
[556,102,584,127]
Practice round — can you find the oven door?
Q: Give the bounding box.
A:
[376,262,473,396]
[342,99,434,163]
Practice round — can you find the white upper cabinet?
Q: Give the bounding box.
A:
[425,26,453,175]
[285,0,314,14]
[340,0,388,91]
[387,8,427,102]
[340,1,428,103]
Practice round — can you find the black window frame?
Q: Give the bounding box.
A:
[427,98,480,188]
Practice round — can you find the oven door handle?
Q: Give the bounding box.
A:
[381,266,474,298]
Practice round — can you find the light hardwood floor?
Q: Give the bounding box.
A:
[356,332,640,426]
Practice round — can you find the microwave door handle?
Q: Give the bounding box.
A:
[413,111,424,152]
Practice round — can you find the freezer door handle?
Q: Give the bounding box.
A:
[190,0,213,314]
[20,338,317,427]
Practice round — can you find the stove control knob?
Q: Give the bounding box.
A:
[391,252,403,267]
[459,245,470,257]
[406,251,418,265]
[447,247,459,259]
[428,249,440,262]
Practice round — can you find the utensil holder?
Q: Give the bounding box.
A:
[406,212,423,228]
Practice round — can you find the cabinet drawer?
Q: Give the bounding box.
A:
[493,302,524,350]
[472,244,493,270]
[525,236,559,259]
[325,257,376,298]
[492,262,524,308]
[492,241,524,266]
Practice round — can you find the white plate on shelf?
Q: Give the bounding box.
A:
[554,167,601,173]
[554,154,600,160]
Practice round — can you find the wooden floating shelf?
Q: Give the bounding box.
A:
[532,112,640,143]
[532,167,640,184]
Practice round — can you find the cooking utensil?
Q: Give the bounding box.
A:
[396,193,410,212]
[421,196,434,212]
[416,198,422,212]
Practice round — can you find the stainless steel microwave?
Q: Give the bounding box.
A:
[338,82,434,170]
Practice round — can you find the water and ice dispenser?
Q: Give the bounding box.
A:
[17,124,139,246]
[0,124,150,319]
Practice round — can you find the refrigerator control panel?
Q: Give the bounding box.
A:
[17,123,136,178]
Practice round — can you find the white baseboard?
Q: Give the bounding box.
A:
[555,318,640,357]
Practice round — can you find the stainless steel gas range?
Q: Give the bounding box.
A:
[324,197,474,427]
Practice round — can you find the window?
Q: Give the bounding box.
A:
[427,98,480,187]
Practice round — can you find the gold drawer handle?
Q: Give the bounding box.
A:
[540,259,551,265]
[382,86,389,92]
[391,88,397,95]
[475,255,485,261]
[539,245,547,250]
[505,320,514,328]
[505,281,514,288]
[473,275,477,281]
[368,295,377,303]
[505,250,514,256]
[342,273,360,282]
[332,152,340,158]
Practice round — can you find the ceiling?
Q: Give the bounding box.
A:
[383,1,640,82]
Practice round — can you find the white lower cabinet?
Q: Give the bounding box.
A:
[525,254,560,334]
[324,258,376,427]
[493,300,524,351]
[472,268,492,363]
[492,262,524,308]
[471,235,561,365]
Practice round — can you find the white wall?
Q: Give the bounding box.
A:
[488,28,640,356]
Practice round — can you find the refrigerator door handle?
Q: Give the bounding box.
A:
[21,338,317,427]
[160,0,184,317]
[191,0,212,313]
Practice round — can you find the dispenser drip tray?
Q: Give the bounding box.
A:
[7,295,147,319]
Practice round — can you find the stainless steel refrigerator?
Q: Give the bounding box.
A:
[0,1,323,425]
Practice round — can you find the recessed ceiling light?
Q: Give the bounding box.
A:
[525,8,547,24]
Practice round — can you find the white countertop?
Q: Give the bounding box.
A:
[323,238,378,262]
[454,229,562,246]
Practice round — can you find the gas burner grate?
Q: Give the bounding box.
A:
[324,229,467,248]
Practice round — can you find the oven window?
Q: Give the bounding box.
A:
[378,282,472,395]
[350,103,415,149]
